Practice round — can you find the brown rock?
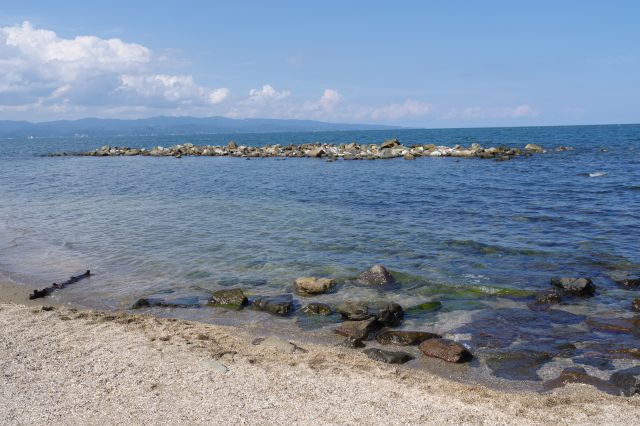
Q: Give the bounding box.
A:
[381,138,400,149]
[334,318,379,340]
[294,277,336,295]
[632,298,640,312]
[376,330,441,346]
[419,338,472,363]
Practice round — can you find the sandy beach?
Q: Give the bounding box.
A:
[1,283,638,425]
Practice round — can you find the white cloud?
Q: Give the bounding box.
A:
[248,84,290,102]
[0,21,229,116]
[443,104,539,120]
[370,99,433,121]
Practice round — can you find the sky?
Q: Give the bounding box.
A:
[0,1,638,127]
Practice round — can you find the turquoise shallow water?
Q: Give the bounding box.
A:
[0,124,639,387]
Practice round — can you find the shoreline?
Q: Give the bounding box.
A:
[2,281,639,424]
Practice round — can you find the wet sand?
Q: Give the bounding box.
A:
[1,282,639,425]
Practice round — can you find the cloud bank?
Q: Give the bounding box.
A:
[0,22,538,124]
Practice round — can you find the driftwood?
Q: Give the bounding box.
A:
[29,270,91,300]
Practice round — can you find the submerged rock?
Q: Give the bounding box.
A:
[252,294,294,316]
[406,301,442,314]
[357,264,396,286]
[551,277,596,296]
[613,274,640,289]
[334,318,379,340]
[610,366,640,396]
[208,288,248,310]
[294,277,336,296]
[486,351,553,381]
[363,348,414,364]
[131,297,201,309]
[633,298,640,312]
[543,367,615,393]
[339,336,365,349]
[301,302,333,316]
[524,143,544,153]
[535,290,562,305]
[376,330,441,346]
[419,338,472,363]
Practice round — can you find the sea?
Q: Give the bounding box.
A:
[1,124,639,391]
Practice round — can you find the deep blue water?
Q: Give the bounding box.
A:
[1,124,639,387]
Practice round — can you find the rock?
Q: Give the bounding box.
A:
[542,367,615,393]
[374,303,404,326]
[294,277,336,295]
[334,318,379,340]
[337,301,372,321]
[252,294,294,316]
[306,148,325,158]
[363,348,414,364]
[633,298,640,312]
[337,301,404,326]
[419,338,472,363]
[339,336,365,348]
[208,288,248,309]
[535,290,562,304]
[376,330,441,346]
[302,302,332,316]
[613,274,640,288]
[403,153,415,160]
[227,140,238,150]
[357,264,396,286]
[381,138,400,149]
[551,277,596,296]
[524,143,544,152]
[131,297,201,309]
[610,367,640,396]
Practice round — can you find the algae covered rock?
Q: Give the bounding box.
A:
[301,302,333,316]
[376,330,441,346]
[208,288,248,309]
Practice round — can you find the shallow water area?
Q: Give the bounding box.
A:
[1,125,639,393]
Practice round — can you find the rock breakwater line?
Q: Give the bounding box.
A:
[59,139,556,161]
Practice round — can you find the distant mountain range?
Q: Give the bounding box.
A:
[0,116,400,138]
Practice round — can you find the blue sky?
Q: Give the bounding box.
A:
[0,1,638,127]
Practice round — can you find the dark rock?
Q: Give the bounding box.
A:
[131,296,201,309]
[339,336,365,348]
[551,277,596,296]
[252,294,294,316]
[337,301,372,321]
[633,298,640,312]
[294,277,336,295]
[334,318,379,340]
[376,330,441,346]
[486,351,553,381]
[208,288,247,309]
[363,348,414,364]
[380,138,400,149]
[419,338,472,363]
[374,303,404,327]
[337,301,404,326]
[610,367,640,396]
[301,302,332,316]
[543,367,617,394]
[357,264,396,286]
[614,275,640,288]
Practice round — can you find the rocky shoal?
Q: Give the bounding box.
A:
[56,139,567,161]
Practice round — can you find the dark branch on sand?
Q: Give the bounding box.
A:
[29,270,91,300]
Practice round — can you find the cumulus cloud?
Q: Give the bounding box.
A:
[443,104,539,120]
[370,99,432,121]
[248,84,290,102]
[0,21,229,116]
